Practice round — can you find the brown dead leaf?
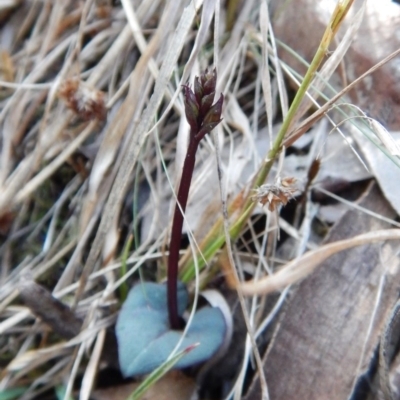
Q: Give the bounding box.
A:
[91,372,196,400]
[380,299,400,400]
[272,0,400,130]
[244,183,400,400]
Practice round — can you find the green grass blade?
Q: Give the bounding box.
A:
[126,344,198,400]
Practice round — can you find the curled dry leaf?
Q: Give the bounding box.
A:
[59,78,107,121]
[240,229,400,296]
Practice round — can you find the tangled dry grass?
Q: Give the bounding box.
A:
[0,1,277,397]
[1,0,400,399]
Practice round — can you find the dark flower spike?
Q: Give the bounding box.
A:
[183,69,223,141]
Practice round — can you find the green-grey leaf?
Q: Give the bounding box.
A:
[116,282,226,377]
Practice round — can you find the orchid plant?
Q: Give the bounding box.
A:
[167,69,223,329]
[116,70,227,377]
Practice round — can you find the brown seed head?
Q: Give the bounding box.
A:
[252,177,298,212]
[59,78,107,121]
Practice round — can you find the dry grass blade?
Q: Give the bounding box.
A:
[240,229,400,296]
[284,47,400,147]
[213,89,270,400]
[15,121,96,204]
[184,0,215,78]
[291,0,366,125]
[260,1,273,147]
[79,329,106,400]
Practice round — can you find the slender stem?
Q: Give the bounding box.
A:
[168,137,199,329]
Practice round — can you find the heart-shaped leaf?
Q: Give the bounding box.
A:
[115,282,226,377]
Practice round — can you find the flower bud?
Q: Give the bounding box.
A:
[200,92,215,116]
[197,94,224,138]
[194,77,203,105]
[183,85,200,132]
[202,69,217,96]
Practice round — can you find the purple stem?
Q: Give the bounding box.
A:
[168,136,199,329]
